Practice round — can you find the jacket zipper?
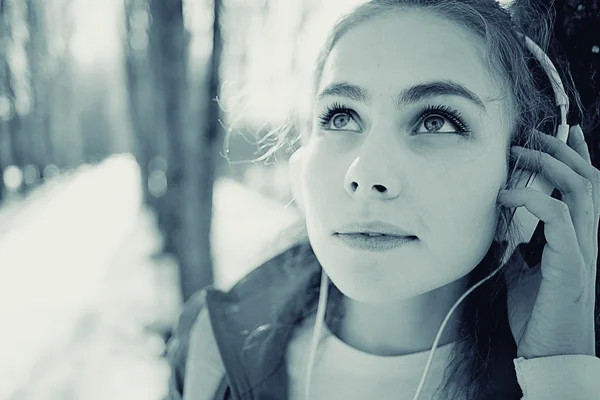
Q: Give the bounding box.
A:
[225,375,238,400]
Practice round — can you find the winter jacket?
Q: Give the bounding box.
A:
[166,243,600,400]
[167,243,320,399]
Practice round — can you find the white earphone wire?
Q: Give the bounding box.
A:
[301,33,567,400]
[410,244,515,399]
[304,268,330,400]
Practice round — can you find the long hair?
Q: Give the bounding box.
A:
[243,0,598,399]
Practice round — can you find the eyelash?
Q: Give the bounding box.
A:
[317,102,471,135]
[317,102,354,128]
[417,104,470,134]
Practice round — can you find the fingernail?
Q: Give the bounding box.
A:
[576,125,585,138]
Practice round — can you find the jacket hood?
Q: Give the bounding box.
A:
[202,242,321,399]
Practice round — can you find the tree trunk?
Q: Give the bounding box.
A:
[551,0,600,154]
[124,0,158,208]
[25,0,51,178]
[148,0,185,265]
[4,0,26,181]
[180,0,223,300]
[524,0,600,157]
[148,0,218,301]
[51,0,82,170]
[0,0,11,201]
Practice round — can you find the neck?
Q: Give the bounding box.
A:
[330,274,470,356]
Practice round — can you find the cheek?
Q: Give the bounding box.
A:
[302,162,327,214]
[419,163,505,259]
[301,144,343,214]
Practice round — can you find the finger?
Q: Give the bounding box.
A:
[498,187,584,287]
[534,128,597,191]
[510,146,595,259]
[533,128,600,216]
[566,125,591,164]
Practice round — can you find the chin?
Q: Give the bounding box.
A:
[336,282,423,305]
[323,263,429,304]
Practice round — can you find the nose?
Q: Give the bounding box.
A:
[344,157,401,201]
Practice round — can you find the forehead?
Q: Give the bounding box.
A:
[318,10,498,103]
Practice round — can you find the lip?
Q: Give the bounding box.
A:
[334,220,417,238]
[334,233,417,252]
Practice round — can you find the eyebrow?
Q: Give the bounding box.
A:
[317,80,487,111]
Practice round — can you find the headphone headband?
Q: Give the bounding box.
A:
[517,32,570,141]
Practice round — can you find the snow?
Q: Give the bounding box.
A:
[0,154,301,399]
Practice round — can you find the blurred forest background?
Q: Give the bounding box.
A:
[0,0,598,399]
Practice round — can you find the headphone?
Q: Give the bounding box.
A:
[291,32,571,400]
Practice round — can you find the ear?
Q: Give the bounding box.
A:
[288,147,307,214]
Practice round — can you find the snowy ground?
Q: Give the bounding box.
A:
[0,154,301,400]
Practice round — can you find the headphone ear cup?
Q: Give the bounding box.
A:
[288,147,306,214]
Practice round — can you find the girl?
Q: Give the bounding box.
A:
[168,0,600,399]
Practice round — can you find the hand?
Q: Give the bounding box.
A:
[498,125,599,359]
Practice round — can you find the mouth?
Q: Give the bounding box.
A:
[333,232,418,252]
[335,232,417,239]
[334,220,416,238]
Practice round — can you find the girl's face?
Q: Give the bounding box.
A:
[300,10,514,303]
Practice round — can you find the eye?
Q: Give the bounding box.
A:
[414,105,471,136]
[317,102,361,132]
